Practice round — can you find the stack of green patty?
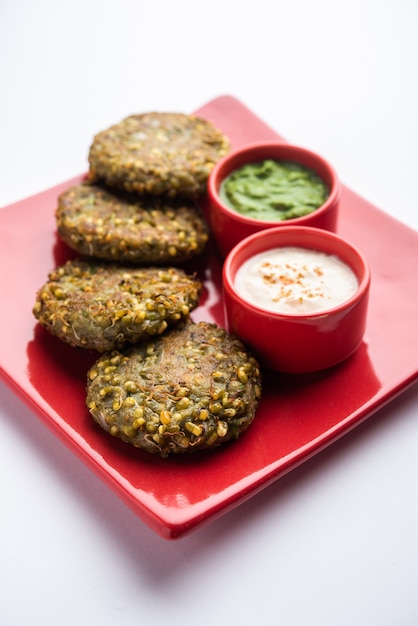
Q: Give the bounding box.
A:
[58,112,232,266]
[33,111,262,456]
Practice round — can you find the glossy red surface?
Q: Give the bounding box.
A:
[1,95,418,539]
[223,226,370,373]
[207,141,341,256]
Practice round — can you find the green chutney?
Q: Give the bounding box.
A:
[219,159,329,221]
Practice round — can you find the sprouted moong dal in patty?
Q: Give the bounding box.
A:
[86,320,262,456]
[56,182,209,264]
[88,112,230,198]
[33,259,202,352]
[33,109,263,457]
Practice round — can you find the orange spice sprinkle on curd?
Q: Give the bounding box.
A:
[235,247,358,314]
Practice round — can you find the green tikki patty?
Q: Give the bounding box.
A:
[88,112,230,198]
[56,182,209,264]
[86,321,262,456]
[33,260,202,352]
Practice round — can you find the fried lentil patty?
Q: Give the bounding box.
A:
[56,182,209,264]
[33,260,202,352]
[86,321,262,456]
[88,112,230,198]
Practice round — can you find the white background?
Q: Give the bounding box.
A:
[1,1,418,624]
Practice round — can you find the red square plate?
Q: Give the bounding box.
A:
[1,95,417,539]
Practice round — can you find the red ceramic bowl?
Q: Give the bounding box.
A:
[208,141,341,257]
[223,226,370,373]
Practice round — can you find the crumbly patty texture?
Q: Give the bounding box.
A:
[88,112,230,197]
[33,260,202,352]
[56,182,209,264]
[86,321,262,456]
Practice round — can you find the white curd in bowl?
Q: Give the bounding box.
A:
[234,246,359,315]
